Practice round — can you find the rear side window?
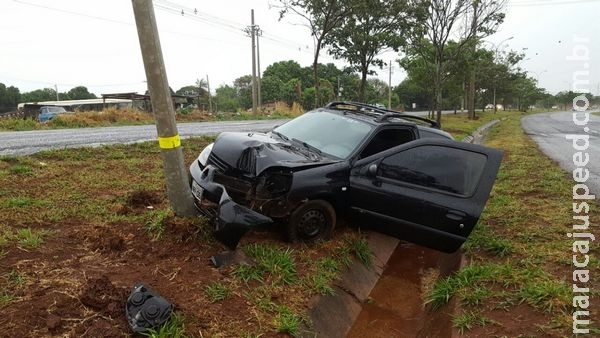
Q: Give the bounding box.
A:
[360,128,415,158]
[378,145,487,196]
[419,129,450,139]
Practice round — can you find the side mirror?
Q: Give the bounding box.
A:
[367,164,378,177]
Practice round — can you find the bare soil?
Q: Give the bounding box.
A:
[0,141,349,338]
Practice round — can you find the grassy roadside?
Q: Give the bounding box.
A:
[0,104,303,131]
[0,110,507,336]
[426,114,600,335]
[0,134,373,336]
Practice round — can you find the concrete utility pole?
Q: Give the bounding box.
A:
[250,9,258,115]
[468,2,478,119]
[256,28,262,110]
[206,74,212,112]
[388,61,392,109]
[131,0,197,217]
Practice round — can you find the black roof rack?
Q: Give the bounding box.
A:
[324,101,440,129]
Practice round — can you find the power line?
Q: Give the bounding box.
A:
[153,0,314,54]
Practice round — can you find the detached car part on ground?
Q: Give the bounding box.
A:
[189,101,502,253]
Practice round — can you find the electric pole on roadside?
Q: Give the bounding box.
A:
[388,61,392,110]
[245,9,261,115]
[206,74,212,113]
[250,10,258,115]
[131,0,197,217]
[256,27,262,110]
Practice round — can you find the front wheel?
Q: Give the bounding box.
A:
[286,200,336,243]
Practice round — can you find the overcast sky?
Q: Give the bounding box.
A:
[1,0,598,98]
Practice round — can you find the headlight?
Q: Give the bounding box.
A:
[198,143,214,166]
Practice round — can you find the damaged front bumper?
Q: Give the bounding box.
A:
[190,164,273,249]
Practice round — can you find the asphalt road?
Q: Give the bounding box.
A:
[0,109,457,157]
[522,111,600,195]
[0,119,288,156]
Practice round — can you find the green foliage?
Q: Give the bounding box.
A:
[325,0,426,101]
[0,83,21,113]
[65,86,96,100]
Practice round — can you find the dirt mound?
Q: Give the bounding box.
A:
[79,275,129,318]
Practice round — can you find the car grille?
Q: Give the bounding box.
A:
[207,153,230,172]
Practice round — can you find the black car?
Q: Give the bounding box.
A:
[189,101,502,252]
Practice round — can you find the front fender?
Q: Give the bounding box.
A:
[196,165,273,249]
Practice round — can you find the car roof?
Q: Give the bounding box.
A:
[319,101,440,129]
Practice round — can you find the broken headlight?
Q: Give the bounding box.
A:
[198,143,214,167]
[255,171,292,199]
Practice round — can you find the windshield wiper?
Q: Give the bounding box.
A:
[271,130,289,141]
[292,138,322,155]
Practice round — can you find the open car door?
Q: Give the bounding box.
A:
[349,139,502,253]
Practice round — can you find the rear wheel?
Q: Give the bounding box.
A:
[286,200,336,242]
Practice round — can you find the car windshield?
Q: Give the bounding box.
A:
[47,107,66,113]
[273,110,373,159]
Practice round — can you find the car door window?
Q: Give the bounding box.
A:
[378,145,487,196]
[359,128,415,158]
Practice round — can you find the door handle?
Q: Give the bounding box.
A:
[446,210,467,221]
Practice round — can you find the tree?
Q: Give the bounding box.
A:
[262,60,308,85]
[0,83,21,113]
[21,88,57,103]
[260,76,284,104]
[215,85,239,112]
[275,0,352,107]
[66,86,96,100]
[408,0,506,123]
[326,0,427,101]
[233,75,253,110]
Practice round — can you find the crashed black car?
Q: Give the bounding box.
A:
[189,101,502,252]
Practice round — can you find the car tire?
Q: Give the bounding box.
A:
[286,200,336,243]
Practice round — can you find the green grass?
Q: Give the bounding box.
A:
[302,257,340,296]
[273,305,302,336]
[424,113,600,334]
[16,228,51,249]
[235,244,298,286]
[347,236,373,267]
[204,282,231,303]
[452,310,494,334]
[0,112,520,336]
[8,165,32,175]
[145,209,171,240]
[141,312,186,338]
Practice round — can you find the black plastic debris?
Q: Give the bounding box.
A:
[125,283,173,333]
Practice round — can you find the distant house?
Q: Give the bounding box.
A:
[18,91,195,119]
[19,98,133,119]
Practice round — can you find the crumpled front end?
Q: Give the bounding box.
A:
[190,164,273,249]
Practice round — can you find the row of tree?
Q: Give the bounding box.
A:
[0,85,97,113]
[3,0,597,115]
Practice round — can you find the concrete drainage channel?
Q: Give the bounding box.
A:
[303,120,501,338]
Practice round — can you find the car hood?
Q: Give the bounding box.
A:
[211,132,335,176]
